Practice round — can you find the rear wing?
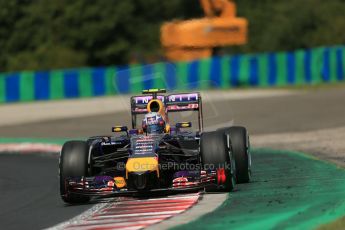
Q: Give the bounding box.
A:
[130,92,203,131]
[165,93,200,112]
[166,93,203,131]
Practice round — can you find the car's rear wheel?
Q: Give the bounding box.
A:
[59,141,90,204]
[219,126,251,183]
[200,131,236,192]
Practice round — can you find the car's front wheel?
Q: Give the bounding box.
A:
[59,140,90,204]
[200,131,236,192]
[219,126,251,183]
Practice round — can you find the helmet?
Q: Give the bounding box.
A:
[142,112,165,134]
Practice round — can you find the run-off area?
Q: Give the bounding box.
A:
[174,148,345,230]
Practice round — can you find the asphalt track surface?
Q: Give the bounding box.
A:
[1,87,345,138]
[0,153,94,230]
[0,87,345,229]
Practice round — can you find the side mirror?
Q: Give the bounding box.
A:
[176,122,192,129]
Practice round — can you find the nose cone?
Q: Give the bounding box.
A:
[126,157,160,190]
[126,157,159,174]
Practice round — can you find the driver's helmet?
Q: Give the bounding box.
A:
[142,112,165,134]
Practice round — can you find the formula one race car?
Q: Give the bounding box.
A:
[59,89,251,204]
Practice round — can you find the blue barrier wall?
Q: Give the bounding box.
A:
[0,45,344,103]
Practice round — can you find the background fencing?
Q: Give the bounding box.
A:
[0,45,344,103]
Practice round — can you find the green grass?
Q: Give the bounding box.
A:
[173,149,345,230]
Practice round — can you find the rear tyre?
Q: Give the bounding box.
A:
[59,141,90,204]
[219,126,251,183]
[200,131,236,192]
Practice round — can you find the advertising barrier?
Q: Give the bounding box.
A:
[0,45,344,103]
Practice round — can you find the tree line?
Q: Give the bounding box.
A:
[0,0,344,72]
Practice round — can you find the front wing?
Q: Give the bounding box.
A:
[62,170,225,198]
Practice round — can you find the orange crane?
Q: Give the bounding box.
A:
[160,0,248,61]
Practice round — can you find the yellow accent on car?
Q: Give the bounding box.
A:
[181,123,190,127]
[147,99,165,114]
[146,89,158,92]
[114,177,126,188]
[176,122,192,128]
[112,126,128,132]
[142,89,166,94]
[113,127,122,132]
[125,157,159,178]
[165,124,171,133]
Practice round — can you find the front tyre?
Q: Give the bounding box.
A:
[59,141,90,204]
[221,126,251,183]
[200,131,236,192]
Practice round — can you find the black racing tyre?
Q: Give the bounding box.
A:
[219,126,251,183]
[200,131,236,192]
[59,141,90,204]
